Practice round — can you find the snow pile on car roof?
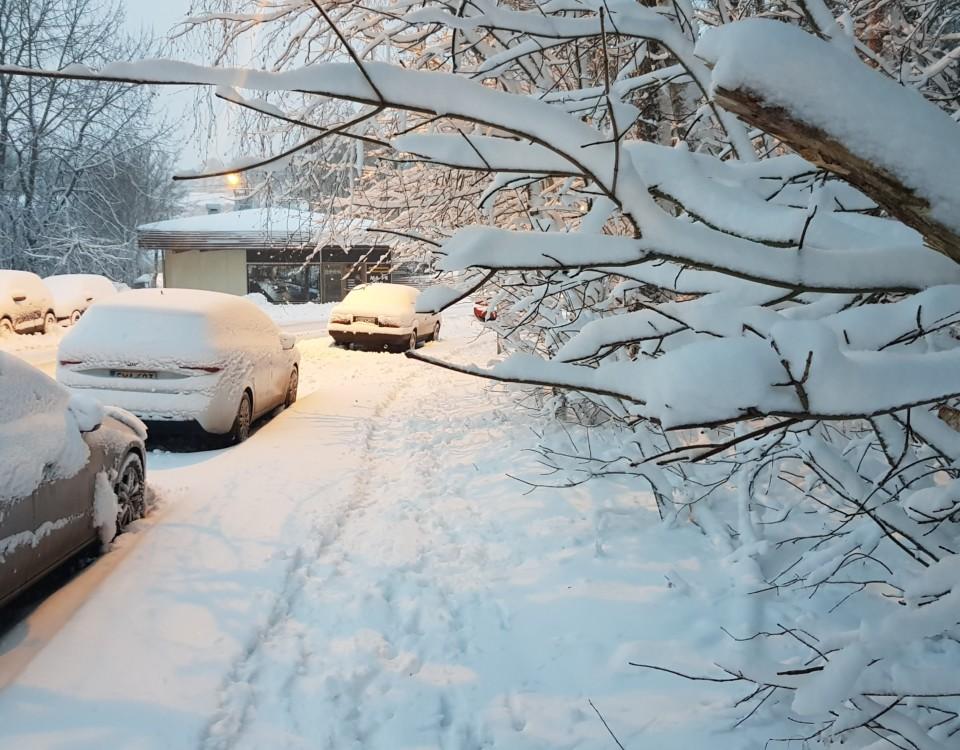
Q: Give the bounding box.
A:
[0,352,91,502]
[338,283,419,311]
[59,288,278,364]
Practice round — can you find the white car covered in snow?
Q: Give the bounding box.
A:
[57,289,301,444]
[44,273,118,324]
[327,283,441,351]
[0,269,57,335]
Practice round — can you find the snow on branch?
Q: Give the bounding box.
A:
[697,20,960,263]
[437,225,960,292]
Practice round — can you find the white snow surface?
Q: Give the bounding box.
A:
[93,472,118,546]
[245,293,334,326]
[138,207,375,244]
[0,305,779,749]
[696,19,960,233]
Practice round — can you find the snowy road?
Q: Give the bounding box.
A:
[0,306,757,749]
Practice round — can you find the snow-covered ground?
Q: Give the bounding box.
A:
[0,304,772,749]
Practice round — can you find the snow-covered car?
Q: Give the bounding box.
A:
[0,270,56,335]
[57,289,300,444]
[473,298,498,321]
[0,351,146,609]
[327,283,441,351]
[44,273,118,324]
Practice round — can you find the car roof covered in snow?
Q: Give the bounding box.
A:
[93,287,259,316]
[43,274,117,312]
[59,288,281,362]
[0,352,91,502]
[342,283,419,301]
[44,273,115,290]
[0,269,44,290]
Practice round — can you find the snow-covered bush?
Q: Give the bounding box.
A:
[6,0,959,744]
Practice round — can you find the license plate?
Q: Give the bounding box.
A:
[110,369,157,379]
[354,316,377,324]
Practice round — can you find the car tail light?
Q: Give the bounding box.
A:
[331,315,352,324]
[59,359,82,366]
[184,365,222,373]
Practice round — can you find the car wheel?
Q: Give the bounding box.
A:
[69,310,82,325]
[284,368,299,408]
[408,330,418,351]
[114,452,146,533]
[0,318,13,336]
[42,311,57,333]
[230,391,253,445]
[431,322,440,342]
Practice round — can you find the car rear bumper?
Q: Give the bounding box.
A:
[328,326,411,349]
[59,382,237,434]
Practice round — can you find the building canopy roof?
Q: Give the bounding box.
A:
[138,207,324,235]
[137,207,381,255]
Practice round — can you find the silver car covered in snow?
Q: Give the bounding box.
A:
[57,289,300,443]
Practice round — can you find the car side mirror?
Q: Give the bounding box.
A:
[279,332,296,350]
[11,289,26,302]
[68,393,104,434]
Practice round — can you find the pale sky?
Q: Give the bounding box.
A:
[121,0,194,42]
[119,0,233,170]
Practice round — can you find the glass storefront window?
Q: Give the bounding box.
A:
[247,261,391,303]
[247,264,320,303]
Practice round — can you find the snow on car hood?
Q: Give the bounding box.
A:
[0,352,91,504]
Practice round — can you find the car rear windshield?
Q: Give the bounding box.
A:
[343,286,416,308]
[65,306,219,361]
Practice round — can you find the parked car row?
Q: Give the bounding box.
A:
[0,270,118,335]
[1,287,303,611]
[0,281,446,611]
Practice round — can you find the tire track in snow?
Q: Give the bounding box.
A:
[286,336,507,749]
[199,351,429,750]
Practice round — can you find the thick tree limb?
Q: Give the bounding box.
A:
[711,85,960,264]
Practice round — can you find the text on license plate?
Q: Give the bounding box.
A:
[354,316,377,324]
[110,369,157,379]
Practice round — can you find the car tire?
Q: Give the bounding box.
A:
[69,310,82,325]
[0,317,13,336]
[431,322,440,342]
[42,311,57,334]
[284,368,299,408]
[114,452,146,534]
[229,391,253,445]
[408,329,418,351]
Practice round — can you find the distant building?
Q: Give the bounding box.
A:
[137,207,391,304]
